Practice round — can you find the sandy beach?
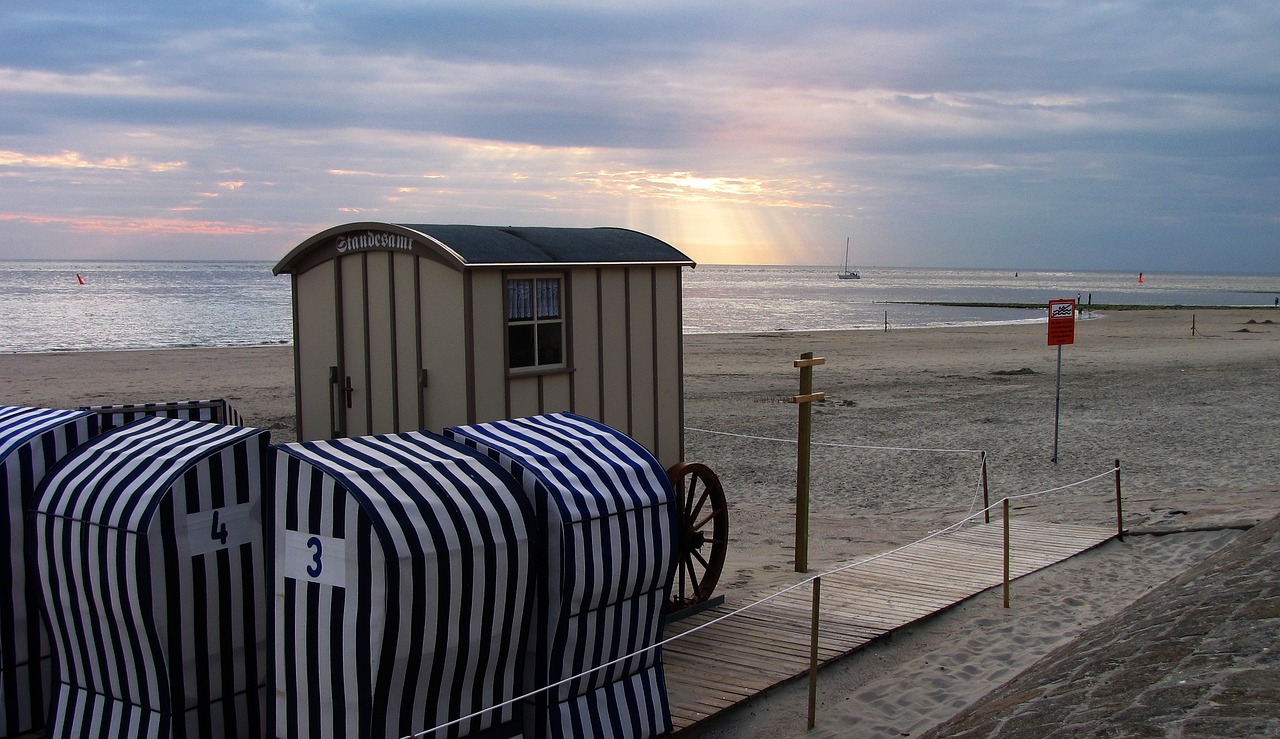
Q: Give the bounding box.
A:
[3,307,1278,736]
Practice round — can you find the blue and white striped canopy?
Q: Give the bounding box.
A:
[446,413,678,739]
[273,431,535,739]
[34,416,270,739]
[0,406,99,738]
[80,398,245,432]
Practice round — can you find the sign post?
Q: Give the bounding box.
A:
[1047,299,1076,463]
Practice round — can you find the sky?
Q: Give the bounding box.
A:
[1,1,1277,272]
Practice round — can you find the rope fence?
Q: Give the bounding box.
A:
[686,426,985,455]
[401,456,1124,739]
[688,425,994,520]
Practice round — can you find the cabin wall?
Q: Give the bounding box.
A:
[418,259,468,434]
[597,268,630,434]
[338,256,370,434]
[392,252,420,429]
[467,270,507,424]
[627,268,657,456]
[568,272,601,422]
[364,253,396,433]
[652,268,684,468]
[293,262,339,441]
[290,252,686,467]
[293,253,473,441]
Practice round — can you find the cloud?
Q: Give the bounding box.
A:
[0,0,1276,271]
[0,212,280,235]
[0,148,185,172]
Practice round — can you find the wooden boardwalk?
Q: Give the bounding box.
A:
[661,520,1116,733]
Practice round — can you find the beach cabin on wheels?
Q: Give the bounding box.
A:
[0,406,99,738]
[273,223,695,468]
[32,417,271,739]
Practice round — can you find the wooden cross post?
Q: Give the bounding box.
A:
[792,352,826,573]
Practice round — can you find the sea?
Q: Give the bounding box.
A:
[1,260,1277,354]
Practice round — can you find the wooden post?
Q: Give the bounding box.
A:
[981,451,990,524]
[1114,459,1124,542]
[792,353,825,573]
[1002,498,1011,609]
[807,576,822,730]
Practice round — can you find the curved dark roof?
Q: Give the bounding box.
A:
[274,222,694,275]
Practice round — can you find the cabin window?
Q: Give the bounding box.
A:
[506,276,565,369]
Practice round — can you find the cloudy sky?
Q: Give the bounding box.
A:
[1,1,1276,272]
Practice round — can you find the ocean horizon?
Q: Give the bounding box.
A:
[2,260,1277,354]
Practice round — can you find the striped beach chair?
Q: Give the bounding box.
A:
[272,431,536,739]
[446,413,679,739]
[81,398,246,432]
[32,417,271,739]
[0,406,99,738]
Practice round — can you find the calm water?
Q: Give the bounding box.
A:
[0,261,292,353]
[682,265,1280,334]
[2,261,1277,353]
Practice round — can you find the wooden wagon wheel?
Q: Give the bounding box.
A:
[666,462,729,612]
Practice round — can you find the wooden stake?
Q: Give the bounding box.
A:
[981,451,990,524]
[792,353,825,573]
[808,576,822,730]
[1002,498,1011,609]
[1114,459,1124,542]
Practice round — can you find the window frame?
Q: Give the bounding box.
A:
[504,272,569,375]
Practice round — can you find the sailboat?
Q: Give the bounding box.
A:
[837,237,860,280]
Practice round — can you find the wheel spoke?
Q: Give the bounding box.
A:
[684,558,702,594]
[692,505,725,531]
[688,484,708,520]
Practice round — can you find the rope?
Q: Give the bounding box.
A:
[1005,467,1118,502]
[965,456,986,519]
[686,426,984,455]
[689,424,989,518]
[401,463,1120,739]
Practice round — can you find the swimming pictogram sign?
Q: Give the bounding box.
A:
[1047,299,1076,346]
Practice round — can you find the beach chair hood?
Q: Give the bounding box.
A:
[446,412,678,739]
[0,406,99,737]
[272,431,536,739]
[33,416,271,739]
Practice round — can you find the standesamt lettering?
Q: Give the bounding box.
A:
[334,231,414,254]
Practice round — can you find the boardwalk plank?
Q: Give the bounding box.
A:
[663,520,1113,733]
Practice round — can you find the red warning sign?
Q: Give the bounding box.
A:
[1047,299,1076,346]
